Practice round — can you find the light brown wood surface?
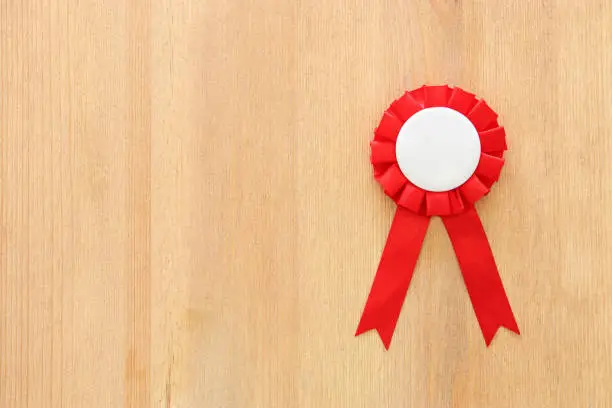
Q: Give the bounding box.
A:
[2,1,612,407]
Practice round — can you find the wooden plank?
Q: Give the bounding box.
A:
[1,0,611,406]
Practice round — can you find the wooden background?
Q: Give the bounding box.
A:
[1,1,612,407]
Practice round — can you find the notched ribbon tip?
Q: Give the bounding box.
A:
[484,321,521,347]
[378,329,393,350]
[355,327,391,350]
[355,324,393,350]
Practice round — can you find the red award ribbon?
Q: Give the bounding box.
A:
[356,85,519,348]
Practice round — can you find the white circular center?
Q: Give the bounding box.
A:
[395,107,481,192]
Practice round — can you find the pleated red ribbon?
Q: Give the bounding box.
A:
[357,85,519,348]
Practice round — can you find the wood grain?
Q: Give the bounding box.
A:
[2,1,612,407]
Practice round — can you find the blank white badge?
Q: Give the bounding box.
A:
[395,107,481,192]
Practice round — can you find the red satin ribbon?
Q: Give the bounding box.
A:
[356,206,519,349]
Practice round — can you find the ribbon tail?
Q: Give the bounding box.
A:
[442,208,520,346]
[356,207,429,349]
